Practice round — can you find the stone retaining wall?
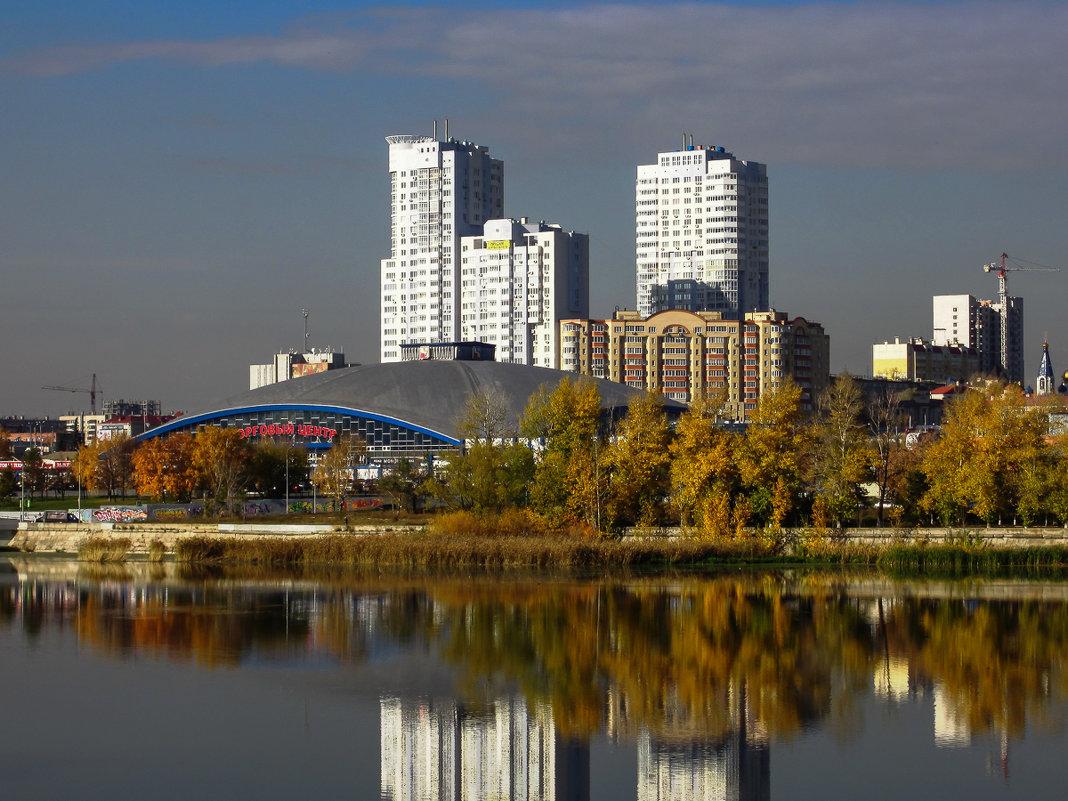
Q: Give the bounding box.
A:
[8,521,424,554]
[625,525,1068,547]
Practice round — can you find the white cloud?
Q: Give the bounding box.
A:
[6,2,1067,169]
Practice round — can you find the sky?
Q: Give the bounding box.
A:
[3,0,1068,417]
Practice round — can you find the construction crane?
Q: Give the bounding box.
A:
[42,373,99,414]
[983,253,1061,384]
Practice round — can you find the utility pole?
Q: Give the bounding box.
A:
[302,309,310,352]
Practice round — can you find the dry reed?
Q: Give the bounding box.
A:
[78,537,132,563]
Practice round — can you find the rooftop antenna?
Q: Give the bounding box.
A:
[445,118,450,140]
[301,308,310,352]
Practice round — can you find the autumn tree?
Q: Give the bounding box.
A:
[131,433,197,502]
[921,386,1049,525]
[313,434,367,512]
[809,374,874,526]
[98,434,135,499]
[737,381,807,529]
[669,389,740,535]
[70,441,104,496]
[192,427,252,513]
[0,426,11,459]
[603,391,672,528]
[521,377,603,527]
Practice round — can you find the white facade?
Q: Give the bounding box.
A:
[932,293,1023,381]
[249,348,346,390]
[380,133,504,362]
[636,143,769,318]
[460,218,589,367]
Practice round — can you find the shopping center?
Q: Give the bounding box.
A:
[133,357,673,461]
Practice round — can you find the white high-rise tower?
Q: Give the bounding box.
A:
[636,140,769,317]
[380,128,504,362]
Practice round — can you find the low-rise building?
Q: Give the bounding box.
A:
[872,337,980,384]
[250,348,349,390]
[559,309,829,418]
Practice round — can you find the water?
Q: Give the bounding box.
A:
[2,557,1067,800]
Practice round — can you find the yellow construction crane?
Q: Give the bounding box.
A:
[42,373,99,414]
[983,253,1061,383]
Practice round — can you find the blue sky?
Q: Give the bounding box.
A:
[4,0,1067,416]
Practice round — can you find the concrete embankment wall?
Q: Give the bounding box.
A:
[626,526,1068,547]
[8,521,424,554]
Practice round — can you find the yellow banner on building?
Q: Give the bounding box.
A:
[485,240,511,250]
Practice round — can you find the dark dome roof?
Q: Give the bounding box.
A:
[172,361,681,440]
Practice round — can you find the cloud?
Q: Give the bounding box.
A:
[6,2,1067,170]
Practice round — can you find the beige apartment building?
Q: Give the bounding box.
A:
[559,309,829,419]
[872,337,980,384]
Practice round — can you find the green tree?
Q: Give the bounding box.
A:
[0,467,17,501]
[248,440,308,498]
[377,457,427,513]
[809,374,874,526]
[20,448,45,499]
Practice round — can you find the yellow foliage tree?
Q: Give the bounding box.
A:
[131,433,197,502]
[191,426,251,513]
[521,377,603,528]
[669,389,739,536]
[737,380,806,528]
[603,391,671,528]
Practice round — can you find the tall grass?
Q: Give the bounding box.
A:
[173,531,783,572]
[875,543,1068,574]
[78,537,131,563]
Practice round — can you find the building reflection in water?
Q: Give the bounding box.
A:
[636,683,769,801]
[380,695,589,801]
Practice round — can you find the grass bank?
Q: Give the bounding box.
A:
[165,511,1068,576]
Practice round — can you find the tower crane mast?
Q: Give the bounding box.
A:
[982,253,1060,384]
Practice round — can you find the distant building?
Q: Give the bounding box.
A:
[932,293,1023,382]
[96,415,179,442]
[58,413,107,446]
[559,308,828,418]
[249,348,348,391]
[872,337,980,384]
[102,399,162,417]
[460,218,589,368]
[636,140,769,318]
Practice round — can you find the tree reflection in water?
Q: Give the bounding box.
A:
[2,567,1067,748]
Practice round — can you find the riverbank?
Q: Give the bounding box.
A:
[8,520,1068,575]
[10,520,1068,556]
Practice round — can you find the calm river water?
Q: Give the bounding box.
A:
[2,557,1068,800]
